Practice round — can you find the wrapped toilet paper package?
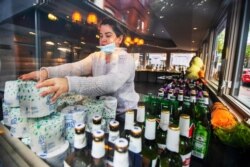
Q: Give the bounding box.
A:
[56,93,86,112]
[2,101,11,127]
[18,81,56,118]
[9,107,28,138]
[39,141,69,167]
[61,105,88,145]
[4,80,19,107]
[28,112,65,154]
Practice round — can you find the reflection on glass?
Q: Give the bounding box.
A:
[209,27,226,85]
[236,22,250,109]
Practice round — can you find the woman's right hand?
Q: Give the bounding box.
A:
[19,69,48,82]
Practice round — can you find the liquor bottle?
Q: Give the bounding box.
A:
[177,89,184,111]
[159,124,182,167]
[89,130,106,167]
[129,126,143,167]
[106,120,120,166]
[179,114,193,167]
[113,138,129,167]
[156,109,170,150]
[141,117,158,167]
[64,123,90,167]
[120,110,134,140]
[136,102,145,131]
[192,105,211,160]
[92,115,102,133]
[202,91,209,106]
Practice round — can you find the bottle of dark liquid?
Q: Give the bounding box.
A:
[129,126,143,167]
[120,110,134,141]
[89,130,106,167]
[64,123,90,167]
[107,120,120,166]
[179,114,193,167]
[159,124,182,167]
[113,138,130,167]
[141,117,158,167]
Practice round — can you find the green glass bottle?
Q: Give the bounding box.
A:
[141,117,158,167]
[179,114,193,167]
[159,124,182,167]
[136,102,145,132]
[156,110,170,150]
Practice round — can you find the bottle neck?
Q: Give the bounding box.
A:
[137,105,145,123]
[108,130,120,143]
[144,118,156,140]
[160,111,170,131]
[166,127,180,153]
[124,111,134,130]
[91,140,105,159]
[74,133,87,149]
[92,123,101,133]
[129,135,142,153]
[179,116,191,138]
[113,150,129,167]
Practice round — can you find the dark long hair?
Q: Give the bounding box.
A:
[100,17,125,37]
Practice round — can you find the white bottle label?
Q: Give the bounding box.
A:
[145,119,156,140]
[125,111,134,130]
[108,131,119,143]
[129,137,142,153]
[113,151,129,167]
[137,106,145,123]
[63,161,70,167]
[166,128,180,153]
[74,133,86,149]
[178,95,183,101]
[91,141,105,159]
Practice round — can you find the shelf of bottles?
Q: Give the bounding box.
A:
[64,76,211,167]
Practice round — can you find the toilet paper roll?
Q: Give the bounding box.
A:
[4,80,19,107]
[18,81,56,118]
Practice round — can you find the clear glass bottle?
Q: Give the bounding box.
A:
[141,117,158,167]
[159,124,182,167]
[64,123,90,167]
[89,130,106,167]
[179,114,193,167]
[113,138,129,167]
[120,110,134,141]
[156,110,170,150]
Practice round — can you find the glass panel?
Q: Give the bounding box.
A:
[170,53,195,72]
[209,25,226,85]
[234,22,250,109]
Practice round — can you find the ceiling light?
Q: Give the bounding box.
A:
[48,13,58,21]
[45,41,55,46]
[193,27,198,30]
[192,40,195,43]
[81,42,86,45]
[29,32,36,35]
[147,11,150,14]
[162,30,164,33]
[159,16,164,19]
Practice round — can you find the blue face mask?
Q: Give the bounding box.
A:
[97,43,116,54]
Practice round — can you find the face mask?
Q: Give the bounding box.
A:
[97,43,116,54]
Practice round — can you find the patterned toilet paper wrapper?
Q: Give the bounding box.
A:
[2,101,11,127]
[18,81,56,118]
[56,93,87,112]
[9,107,28,138]
[39,140,69,167]
[4,80,19,107]
[28,112,65,154]
[99,96,117,119]
[61,105,88,145]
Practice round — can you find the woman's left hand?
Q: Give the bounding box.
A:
[36,78,69,103]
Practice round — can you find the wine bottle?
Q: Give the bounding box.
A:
[129,126,143,167]
[64,123,90,167]
[107,120,120,166]
[89,130,106,167]
[159,124,182,167]
[136,102,145,131]
[113,138,130,167]
[120,110,134,141]
[156,110,170,150]
[179,114,193,167]
[141,117,158,167]
[92,115,102,133]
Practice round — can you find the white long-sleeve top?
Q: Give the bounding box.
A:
[44,48,139,113]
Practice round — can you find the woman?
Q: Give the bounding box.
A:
[19,18,139,115]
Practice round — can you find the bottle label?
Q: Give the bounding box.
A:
[129,137,142,153]
[178,95,183,101]
[91,141,105,159]
[181,152,191,167]
[74,134,86,149]
[113,151,129,167]
[108,131,119,143]
[125,111,134,130]
[145,119,156,140]
[203,97,209,105]
[192,134,208,159]
[137,106,145,123]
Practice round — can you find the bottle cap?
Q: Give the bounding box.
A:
[92,129,105,142]
[114,138,128,153]
[130,126,142,138]
[74,123,86,134]
[109,120,119,131]
[92,115,102,124]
